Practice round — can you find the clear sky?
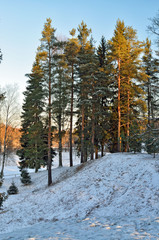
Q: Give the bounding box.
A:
[0,0,158,102]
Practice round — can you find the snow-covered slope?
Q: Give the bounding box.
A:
[0,153,159,239]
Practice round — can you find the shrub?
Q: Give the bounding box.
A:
[0,192,8,209]
[20,169,31,185]
[7,181,19,195]
[0,177,3,187]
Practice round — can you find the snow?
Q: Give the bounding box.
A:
[0,152,159,239]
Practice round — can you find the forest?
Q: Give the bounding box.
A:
[0,15,159,186]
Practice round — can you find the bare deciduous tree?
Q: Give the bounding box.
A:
[0,84,20,177]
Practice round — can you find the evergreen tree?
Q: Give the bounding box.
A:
[37,18,58,185]
[97,36,114,156]
[142,38,159,154]
[109,20,128,152]
[7,181,19,195]
[76,21,93,163]
[109,20,146,152]
[17,57,46,172]
[142,38,159,124]
[20,169,32,185]
[64,29,79,166]
[52,40,69,167]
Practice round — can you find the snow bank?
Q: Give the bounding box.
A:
[0,152,159,239]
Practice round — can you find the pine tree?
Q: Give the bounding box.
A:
[142,39,159,155]
[142,38,159,125]
[76,21,92,163]
[64,29,79,166]
[17,57,46,172]
[109,20,128,152]
[37,18,58,185]
[52,40,69,167]
[109,20,146,152]
[97,36,114,156]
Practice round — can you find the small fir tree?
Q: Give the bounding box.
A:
[7,181,19,195]
[20,169,32,185]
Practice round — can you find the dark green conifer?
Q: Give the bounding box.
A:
[7,181,19,195]
[20,169,31,185]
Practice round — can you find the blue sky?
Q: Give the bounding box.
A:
[0,0,158,101]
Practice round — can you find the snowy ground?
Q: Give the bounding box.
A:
[0,152,159,239]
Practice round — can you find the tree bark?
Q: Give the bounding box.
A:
[95,146,98,159]
[69,64,74,167]
[58,114,62,167]
[81,104,85,163]
[91,102,95,160]
[117,58,121,152]
[126,76,130,152]
[48,46,52,186]
[0,107,9,177]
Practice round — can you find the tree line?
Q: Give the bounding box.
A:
[1,16,158,186]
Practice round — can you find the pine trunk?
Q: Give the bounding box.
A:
[48,46,52,186]
[101,144,104,157]
[126,76,130,152]
[117,58,121,152]
[91,102,95,160]
[58,114,62,167]
[148,78,151,126]
[95,146,98,159]
[35,141,38,173]
[69,64,74,167]
[81,104,85,163]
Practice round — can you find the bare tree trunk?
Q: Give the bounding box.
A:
[148,78,151,126]
[58,114,62,167]
[0,105,9,177]
[117,58,121,152]
[81,104,85,163]
[35,141,38,173]
[0,121,8,177]
[126,77,130,152]
[48,46,52,186]
[91,103,95,160]
[101,144,104,157]
[95,146,98,159]
[69,64,74,167]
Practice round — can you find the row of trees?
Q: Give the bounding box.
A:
[18,17,159,185]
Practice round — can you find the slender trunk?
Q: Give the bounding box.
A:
[58,114,62,167]
[101,144,104,157]
[91,102,95,160]
[1,126,7,177]
[48,46,52,186]
[84,147,87,162]
[126,76,130,152]
[95,146,98,159]
[0,108,9,177]
[35,141,38,173]
[148,78,151,126]
[117,58,121,152]
[81,104,85,163]
[69,64,74,167]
